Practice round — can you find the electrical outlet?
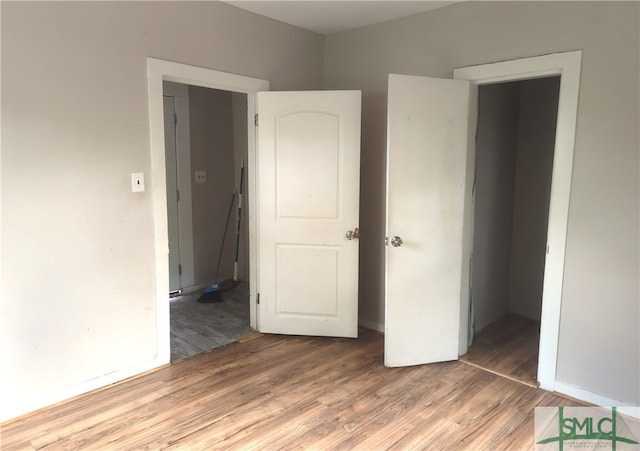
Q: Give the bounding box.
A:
[195,171,207,183]
[131,172,145,192]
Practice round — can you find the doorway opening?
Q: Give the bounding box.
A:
[147,58,269,366]
[454,51,582,392]
[162,82,254,362]
[460,76,561,386]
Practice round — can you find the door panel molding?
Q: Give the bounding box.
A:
[256,90,361,338]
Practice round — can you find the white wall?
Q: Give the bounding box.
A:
[324,1,639,405]
[472,82,520,331]
[508,77,560,320]
[0,1,323,421]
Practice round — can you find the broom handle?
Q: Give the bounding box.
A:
[233,161,244,281]
[215,190,236,283]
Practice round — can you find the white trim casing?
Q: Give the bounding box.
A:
[147,58,269,365]
[454,51,582,392]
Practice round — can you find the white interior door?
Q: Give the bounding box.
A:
[256,91,361,338]
[163,96,181,292]
[385,74,470,367]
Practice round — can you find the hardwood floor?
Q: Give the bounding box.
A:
[460,314,540,388]
[1,328,585,450]
[170,282,254,362]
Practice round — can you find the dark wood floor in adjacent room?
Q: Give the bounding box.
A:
[460,314,540,388]
[170,281,254,362]
[1,327,585,450]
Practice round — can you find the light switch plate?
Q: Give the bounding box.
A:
[195,171,207,183]
[131,172,145,192]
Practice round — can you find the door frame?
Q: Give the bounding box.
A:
[147,58,269,363]
[163,81,195,290]
[454,50,582,391]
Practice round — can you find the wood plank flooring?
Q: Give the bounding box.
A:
[460,314,540,387]
[170,282,254,362]
[1,328,586,450]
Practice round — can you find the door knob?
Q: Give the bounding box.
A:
[386,236,403,247]
[346,227,360,240]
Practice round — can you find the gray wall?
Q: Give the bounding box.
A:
[472,82,520,331]
[474,77,559,330]
[189,86,236,286]
[508,77,560,320]
[324,1,639,405]
[2,0,638,421]
[0,1,323,421]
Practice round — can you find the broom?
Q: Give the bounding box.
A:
[232,161,244,283]
[198,191,237,303]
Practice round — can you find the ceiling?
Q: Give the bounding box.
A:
[222,1,460,35]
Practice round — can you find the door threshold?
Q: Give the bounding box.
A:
[459,358,539,389]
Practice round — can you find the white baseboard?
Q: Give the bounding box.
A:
[1,356,167,424]
[552,380,640,419]
[359,318,384,333]
[351,323,640,421]
[5,328,636,425]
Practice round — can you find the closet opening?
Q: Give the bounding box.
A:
[460,76,561,387]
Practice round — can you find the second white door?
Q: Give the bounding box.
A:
[385,74,470,367]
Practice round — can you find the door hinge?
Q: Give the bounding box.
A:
[174,112,178,125]
[178,264,182,275]
[254,114,259,126]
[256,292,260,304]
[177,190,180,202]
